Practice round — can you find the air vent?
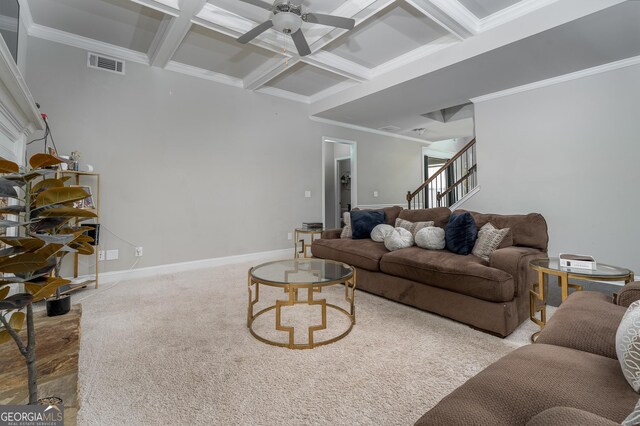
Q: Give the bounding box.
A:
[87,52,125,75]
[378,125,401,132]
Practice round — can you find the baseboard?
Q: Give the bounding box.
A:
[94,248,292,284]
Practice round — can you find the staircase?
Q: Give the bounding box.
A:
[407,138,477,209]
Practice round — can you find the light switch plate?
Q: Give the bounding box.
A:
[304,191,311,198]
[106,249,119,260]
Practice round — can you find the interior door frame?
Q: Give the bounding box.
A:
[335,156,351,226]
[322,137,357,228]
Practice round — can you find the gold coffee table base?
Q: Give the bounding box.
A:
[247,263,356,350]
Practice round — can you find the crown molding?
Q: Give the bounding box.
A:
[165,61,243,87]
[309,116,431,145]
[28,24,150,65]
[255,86,310,104]
[471,55,640,103]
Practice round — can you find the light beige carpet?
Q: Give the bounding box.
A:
[74,258,551,425]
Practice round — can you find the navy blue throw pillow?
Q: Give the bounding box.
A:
[350,210,386,239]
[445,212,478,255]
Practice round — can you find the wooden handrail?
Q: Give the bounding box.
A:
[406,138,476,202]
[436,165,477,200]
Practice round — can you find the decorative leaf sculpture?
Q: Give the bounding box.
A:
[35,187,90,208]
[29,153,65,169]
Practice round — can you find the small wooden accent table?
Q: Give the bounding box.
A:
[529,257,634,341]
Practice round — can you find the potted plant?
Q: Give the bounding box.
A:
[0,153,96,404]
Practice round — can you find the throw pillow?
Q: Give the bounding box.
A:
[617,300,640,392]
[371,224,394,242]
[395,218,435,236]
[472,223,511,261]
[384,227,414,251]
[340,212,352,239]
[623,399,640,426]
[415,226,446,250]
[350,210,386,239]
[445,212,478,255]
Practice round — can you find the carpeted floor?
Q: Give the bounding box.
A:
[74,257,552,425]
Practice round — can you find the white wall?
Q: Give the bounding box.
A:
[464,63,640,274]
[24,37,425,273]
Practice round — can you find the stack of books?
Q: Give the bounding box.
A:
[302,222,323,230]
[559,253,596,270]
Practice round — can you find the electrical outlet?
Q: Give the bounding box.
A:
[106,249,119,260]
[287,233,292,240]
[373,191,379,197]
[98,250,105,261]
[135,246,143,257]
[304,190,311,198]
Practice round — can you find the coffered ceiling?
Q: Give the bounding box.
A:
[17,0,635,141]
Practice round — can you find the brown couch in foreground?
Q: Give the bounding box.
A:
[415,286,640,425]
[311,207,548,337]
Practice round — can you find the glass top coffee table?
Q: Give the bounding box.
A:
[247,259,356,349]
[529,257,634,341]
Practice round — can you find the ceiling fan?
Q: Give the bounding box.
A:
[236,0,355,57]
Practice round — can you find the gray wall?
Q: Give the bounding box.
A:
[464,63,640,274]
[24,37,425,273]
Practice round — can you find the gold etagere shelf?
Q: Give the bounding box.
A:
[55,170,100,294]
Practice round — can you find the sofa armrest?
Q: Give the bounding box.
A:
[615,281,640,307]
[489,246,546,297]
[525,407,618,426]
[321,228,342,239]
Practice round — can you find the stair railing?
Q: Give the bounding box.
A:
[407,138,477,209]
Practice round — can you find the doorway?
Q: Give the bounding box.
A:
[421,147,451,208]
[322,138,357,229]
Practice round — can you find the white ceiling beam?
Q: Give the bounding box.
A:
[404,0,476,39]
[129,0,180,17]
[243,57,299,90]
[301,51,370,82]
[147,0,207,68]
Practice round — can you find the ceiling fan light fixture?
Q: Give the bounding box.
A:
[272,11,302,33]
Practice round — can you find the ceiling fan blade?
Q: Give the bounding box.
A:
[291,29,311,56]
[304,13,355,30]
[237,0,273,11]
[237,20,273,44]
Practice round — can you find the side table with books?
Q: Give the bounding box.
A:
[294,223,323,258]
[528,256,634,341]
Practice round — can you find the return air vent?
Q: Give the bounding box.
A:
[378,125,401,132]
[87,52,125,75]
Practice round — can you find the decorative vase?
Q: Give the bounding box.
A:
[46,295,71,317]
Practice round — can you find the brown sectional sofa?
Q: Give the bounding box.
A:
[415,287,640,425]
[311,207,549,337]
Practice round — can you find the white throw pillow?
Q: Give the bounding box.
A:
[617,300,640,392]
[415,226,446,250]
[384,227,414,251]
[623,399,640,426]
[340,212,352,239]
[371,224,394,242]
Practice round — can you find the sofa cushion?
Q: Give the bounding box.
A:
[350,210,385,239]
[536,291,625,359]
[472,223,510,261]
[526,407,619,426]
[454,210,549,251]
[380,247,515,302]
[415,344,638,426]
[311,238,388,271]
[395,218,434,236]
[398,207,451,228]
